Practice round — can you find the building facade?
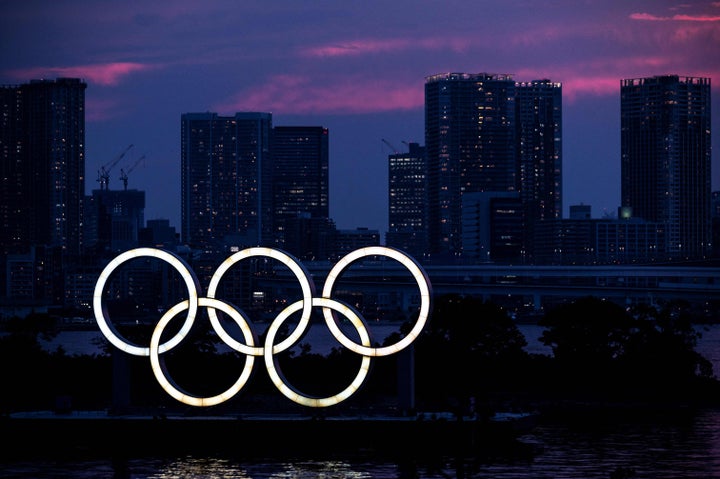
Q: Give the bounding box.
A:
[461,191,523,264]
[271,126,330,255]
[425,73,518,258]
[516,80,563,262]
[620,75,712,260]
[84,188,146,254]
[1,78,87,258]
[424,73,562,263]
[386,142,429,259]
[0,78,87,303]
[180,112,273,251]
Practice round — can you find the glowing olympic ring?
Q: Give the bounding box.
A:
[93,248,200,357]
[93,246,432,408]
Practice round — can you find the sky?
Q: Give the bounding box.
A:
[1,0,719,238]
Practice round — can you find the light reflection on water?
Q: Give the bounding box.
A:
[2,408,719,478]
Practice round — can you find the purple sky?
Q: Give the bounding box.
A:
[2,0,719,237]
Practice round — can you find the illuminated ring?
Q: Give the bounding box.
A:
[93,247,200,357]
[149,297,257,407]
[206,247,316,356]
[321,246,432,357]
[264,297,372,407]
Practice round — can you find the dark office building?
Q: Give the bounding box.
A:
[336,227,381,257]
[84,188,146,254]
[271,126,330,256]
[181,112,273,251]
[621,75,712,260]
[139,219,178,250]
[461,192,523,264]
[516,80,563,261]
[386,142,428,259]
[0,78,86,303]
[425,73,518,257]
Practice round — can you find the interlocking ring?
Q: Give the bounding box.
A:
[93,246,432,408]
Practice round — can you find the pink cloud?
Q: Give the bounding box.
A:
[301,36,471,58]
[630,12,720,21]
[216,74,423,115]
[514,52,714,102]
[85,98,122,122]
[6,62,154,86]
[673,14,720,21]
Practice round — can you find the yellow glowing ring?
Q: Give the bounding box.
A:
[264,297,372,407]
[149,297,257,407]
[206,247,316,356]
[321,246,432,357]
[93,247,200,357]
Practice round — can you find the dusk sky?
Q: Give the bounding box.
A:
[2,1,719,237]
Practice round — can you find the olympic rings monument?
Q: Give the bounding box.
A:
[3,246,523,458]
[93,245,433,410]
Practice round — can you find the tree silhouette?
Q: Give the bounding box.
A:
[539,296,714,398]
[413,294,529,414]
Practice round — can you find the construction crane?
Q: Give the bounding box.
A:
[381,138,400,154]
[119,154,145,190]
[97,144,133,190]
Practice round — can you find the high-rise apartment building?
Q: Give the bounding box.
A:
[1,78,87,258]
[386,142,428,259]
[1,78,86,303]
[621,75,712,260]
[516,80,562,261]
[424,73,562,262]
[425,73,517,257]
[271,126,330,254]
[180,112,273,250]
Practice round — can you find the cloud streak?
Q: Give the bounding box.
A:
[6,62,155,86]
[301,36,471,58]
[216,74,423,115]
[630,13,720,22]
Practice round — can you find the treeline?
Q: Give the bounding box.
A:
[1,295,718,415]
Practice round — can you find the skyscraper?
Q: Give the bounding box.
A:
[425,73,517,257]
[180,112,272,250]
[516,80,562,261]
[1,78,86,303]
[0,78,87,258]
[386,142,428,259]
[621,75,712,260]
[271,126,330,254]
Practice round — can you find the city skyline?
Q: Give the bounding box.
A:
[1,1,719,236]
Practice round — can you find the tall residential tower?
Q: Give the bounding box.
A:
[181,112,273,250]
[425,73,517,257]
[516,79,563,261]
[1,78,87,258]
[424,73,562,262]
[1,78,86,303]
[620,75,712,260]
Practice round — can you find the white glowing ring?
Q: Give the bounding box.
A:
[149,297,257,407]
[94,246,432,408]
[321,246,432,357]
[93,247,200,356]
[264,297,372,407]
[206,247,316,356]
